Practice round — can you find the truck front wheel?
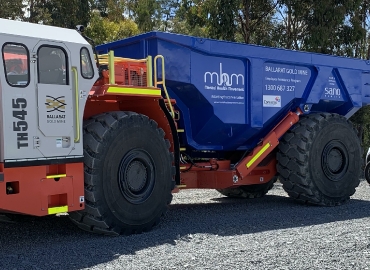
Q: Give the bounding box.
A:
[69,111,175,235]
[277,113,361,206]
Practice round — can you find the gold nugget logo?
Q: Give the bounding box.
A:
[45,95,66,113]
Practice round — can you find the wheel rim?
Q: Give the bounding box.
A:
[118,149,155,204]
[321,140,349,181]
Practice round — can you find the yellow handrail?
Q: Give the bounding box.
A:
[98,54,148,64]
[108,51,115,85]
[154,55,174,118]
[71,67,80,143]
[146,55,153,87]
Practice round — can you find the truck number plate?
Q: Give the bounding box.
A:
[12,98,28,149]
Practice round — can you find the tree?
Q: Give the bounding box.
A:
[206,0,238,41]
[46,0,92,29]
[237,0,279,44]
[351,0,370,59]
[172,0,210,37]
[0,0,25,20]
[106,0,126,22]
[93,0,109,17]
[26,0,52,24]
[27,0,92,29]
[175,0,278,44]
[85,13,139,45]
[301,0,365,55]
[127,0,161,32]
[272,0,311,50]
[157,0,181,32]
[273,0,367,57]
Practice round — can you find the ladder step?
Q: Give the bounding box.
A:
[180,166,187,170]
[180,147,186,151]
[177,129,184,133]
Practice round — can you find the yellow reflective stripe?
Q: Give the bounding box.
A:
[107,87,161,96]
[246,143,271,168]
[46,174,67,179]
[48,206,68,215]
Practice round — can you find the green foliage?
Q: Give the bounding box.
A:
[237,0,279,45]
[273,0,311,50]
[157,0,181,31]
[303,0,365,55]
[174,0,278,44]
[48,0,92,29]
[106,0,126,22]
[0,0,25,20]
[93,0,109,17]
[275,0,367,56]
[206,0,238,41]
[26,0,92,28]
[26,0,52,24]
[128,0,161,32]
[170,0,210,37]
[350,106,370,154]
[84,13,139,45]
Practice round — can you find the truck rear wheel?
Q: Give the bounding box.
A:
[69,111,175,235]
[277,113,361,206]
[217,176,277,199]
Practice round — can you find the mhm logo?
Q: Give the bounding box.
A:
[204,63,244,86]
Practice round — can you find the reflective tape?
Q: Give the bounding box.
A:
[246,143,271,168]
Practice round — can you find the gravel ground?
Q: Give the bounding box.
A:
[2,181,370,270]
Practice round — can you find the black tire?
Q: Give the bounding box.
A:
[217,176,277,199]
[365,161,370,184]
[277,113,361,206]
[69,111,175,235]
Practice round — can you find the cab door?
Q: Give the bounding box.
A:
[1,42,36,162]
[33,43,75,157]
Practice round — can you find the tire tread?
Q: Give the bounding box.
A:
[277,113,361,206]
[69,111,175,235]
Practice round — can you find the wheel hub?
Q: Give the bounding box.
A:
[125,161,148,192]
[321,140,349,181]
[327,148,343,173]
[118,149,155,204]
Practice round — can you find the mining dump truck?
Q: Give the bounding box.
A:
[0,19,369,236]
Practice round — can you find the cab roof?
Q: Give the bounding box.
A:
[0,18,88,45]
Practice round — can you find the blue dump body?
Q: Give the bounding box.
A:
[96,32,370,152]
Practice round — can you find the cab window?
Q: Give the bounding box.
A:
[80,47,94,79]
[38,46,68,85]
[2,43,29,87]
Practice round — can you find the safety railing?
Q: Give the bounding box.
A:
[154,55,174,118]
[100,51,174,118]
[98,52,152,87]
